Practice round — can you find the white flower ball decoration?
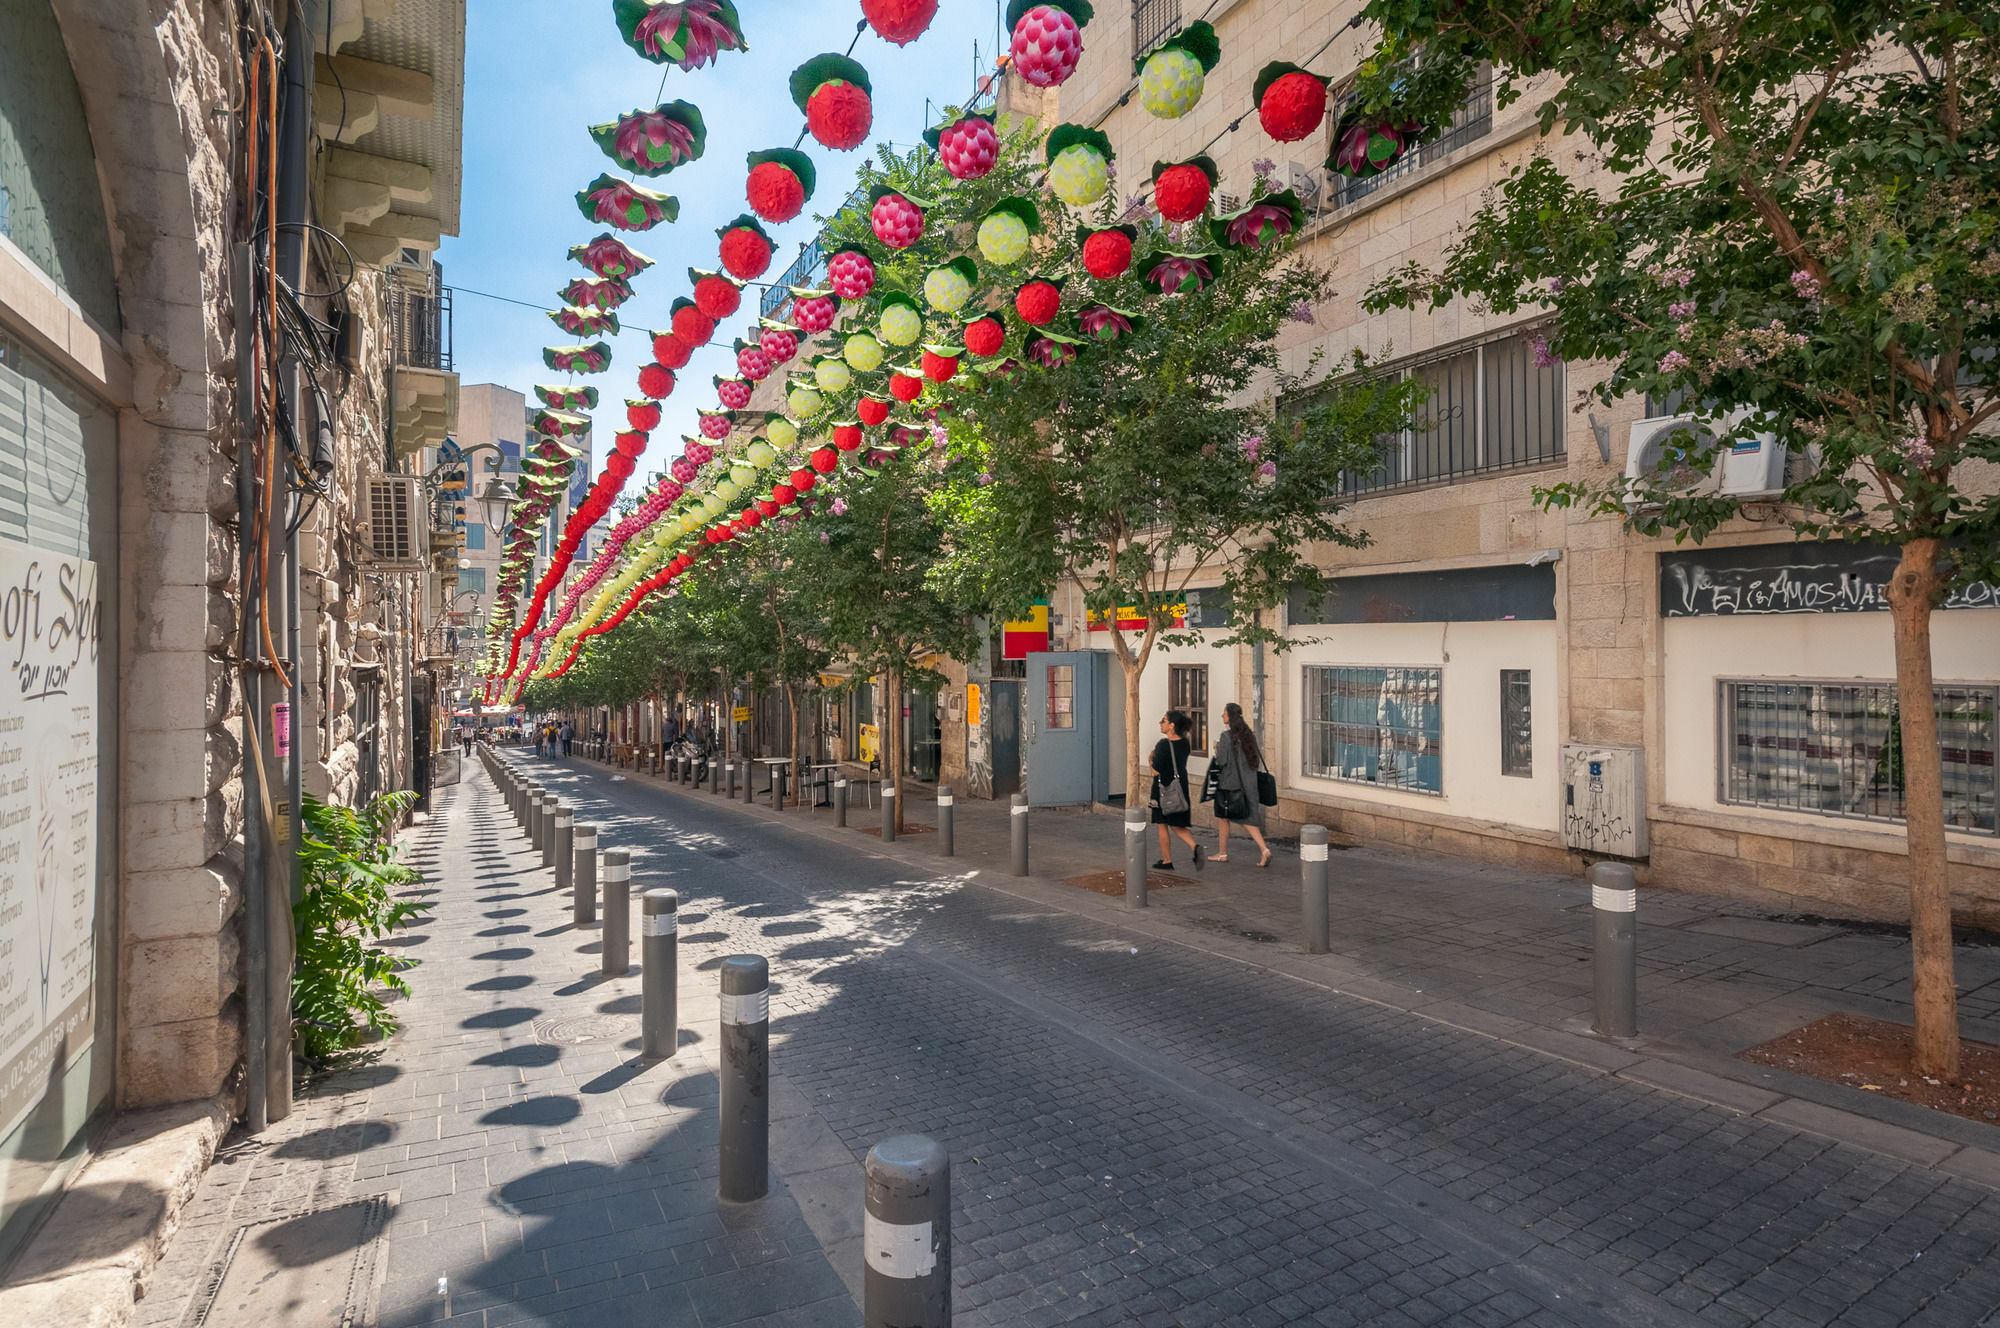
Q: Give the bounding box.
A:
[814,358,852,393]
[788,384,824,417]
[924,266,972,313]
[978,212,1030,265]
[729,463,756,487]
[879,303,923,346]
[746,440,776,468]
[1048,145,1108,206]
[768,417,799,449]
[844,333,884,372]
[1139,47,1205,119]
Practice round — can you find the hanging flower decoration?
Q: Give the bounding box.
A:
[535,385,599,410]
[569,233,654,280]
[925,110,1000,180]
[1046,124,1114,207]
[533,409,592,438]
[964,315,1006,357]
[637,363,677,398]
[788,379,826,417]
[1079,224,1137,279]
[627,398,664,431]
[1211,191,1303,250]
[792,53,874,151]
[734,336,775,380]
[1024,330,1081,368]
[888,368,924,402]
[878,291,925,346]
[1014,276,1064,327]
[1136,20,1218,120]
[548,305,620,337]
[1076,304,1141,342]
[576,174,679,231]
[1151,157,1217,222]
[544,342,613,373]
[614,0,747,70]
[923,256,977,313]
[920,343,961,382]
[832,423,865,452]
[843,329,886,372]
[589,100,707,176]
[652,327,696,368]
[768,417,799,449]
[1255,62,1329,143]
[1007,0,1092,88]
[560,275,634,311]
[670,296,716,345]
[869,185,929,250]
[758,322,800,364]
[690,269,743,318]
[791,287,840,333]
[745,147,816,224]
[812,353,853,392]
[826,244,878,300]
[1141,249,1217,295]
[717,214,776,280]
[698,409,734,440]
[978,196,1041,266]
[861,0,938,44]
[1331,108,1426,178]
[716,374,754,409]
[858,394,893,424]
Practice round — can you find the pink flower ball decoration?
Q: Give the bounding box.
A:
[718,379,753,409]
[937,115,1000,180]
[699,413,732,440]
[760,327,799,363]
[827,249,877,300]
[1010,4,1085,88]
[793,295,838,333]
[870,193,925,250]
[737,345,774,380]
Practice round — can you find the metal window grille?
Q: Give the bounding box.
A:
[1721,680,1997,834]
[1046,664,1075,730]
[1303,666,1443,794]
[1169,664,1209,754]
[1331,68,1493,210]
[388,274,454,370]
[1501,669,1533,778]
[759,186,869,320]
[1337,330,1565,494]
[1133,0,1182,57]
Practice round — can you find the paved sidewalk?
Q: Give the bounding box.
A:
[137,766,861,1328]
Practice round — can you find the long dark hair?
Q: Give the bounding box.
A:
[1224,702,1261,767]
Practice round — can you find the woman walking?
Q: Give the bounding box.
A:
[1211,702,1272,867]
[1150,709,1203,871]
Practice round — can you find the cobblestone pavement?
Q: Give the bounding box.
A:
[144,754,2000,1326]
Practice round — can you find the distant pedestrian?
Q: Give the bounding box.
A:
[1210,702,1272,868]
[461,723,473,757]
[561,720,573,757]
[1149,709,1202,872]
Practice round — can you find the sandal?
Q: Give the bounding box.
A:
[1257,850,1272,868]
[1209,855,1229,863]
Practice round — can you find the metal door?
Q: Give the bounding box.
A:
[989,680,1022,798]
[1026,651,1109,806]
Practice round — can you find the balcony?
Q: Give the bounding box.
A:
[389,267,454,370]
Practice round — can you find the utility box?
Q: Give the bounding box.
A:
[1561,743,1648,857]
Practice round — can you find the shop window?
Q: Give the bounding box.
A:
[1303,665,1443,794]
[1047,664,1075,729]
[1721,680,1997,834]
[1501,670,1533,777]
[1170,664,1209,754]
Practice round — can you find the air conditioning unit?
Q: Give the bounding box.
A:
[365,475,427,569]
[1623,412,1788,509]
[1560,743,1648,857]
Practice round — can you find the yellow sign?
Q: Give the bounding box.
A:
[858,723,879,763]
[731,705,751,722]
[966,684,982,729]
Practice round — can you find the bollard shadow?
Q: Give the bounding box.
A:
[473,1044,561,1069]
[483,908,528,919]
[466,974,534,993]
[461,1007,541,1030]
[472,947,535,962]
[476,925,530,938]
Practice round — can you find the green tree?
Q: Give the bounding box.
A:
[1355,0,2000,1077]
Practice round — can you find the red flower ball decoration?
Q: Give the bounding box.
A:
[789,467,816,490]
[699,412,733,440]
[755,498,780,518]
[1010,4,1085,88]
[627,401,663,431]
[793,295,837,333]
[605,452,636,480]
[833,423,864,451]
[807,80,873,151]
[1153,163,1211,221]
[888,372,923,402]
[653,331,694,368]
[672,305,715,345]
[964,316,1006,357]
[921,349,959,383]
[740,509,762,528]
[745,160,806,223]
[1015,280,1062,326]
[936,115,999,180]
[637,364,676,399]
[772,483,798,506]
[870,193,925,249]
[827,250,877,300]
[693,274,742,319]
[614,430,648,458]
[760,327,799,363]
[810,447,839,474]
[1260,70,1328,143]
[1082,229,1134,280]
[861,0,937,44]
[858,395,892,425]
[719,225,773,280]
[718,379,753,409]
[737,345,774,380]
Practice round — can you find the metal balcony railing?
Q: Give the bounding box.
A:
[389,272,454,371]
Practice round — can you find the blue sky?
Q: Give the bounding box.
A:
[441,0,1010,472]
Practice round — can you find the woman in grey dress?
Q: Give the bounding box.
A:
[1211,702,1271,866]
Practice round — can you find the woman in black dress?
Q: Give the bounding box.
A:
[1150,709,1202,871]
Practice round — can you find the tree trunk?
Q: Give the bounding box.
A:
[1889,537,1959,1081]
[887,664,905,833]
[783,678,801,806]
[1121,651,1145,811]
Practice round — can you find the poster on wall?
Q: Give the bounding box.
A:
[0,544,101,1140]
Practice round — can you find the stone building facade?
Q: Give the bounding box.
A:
[0,0,465,1294]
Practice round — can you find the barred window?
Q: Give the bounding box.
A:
[1170,664,1208,754]
[1303,666,1443,794]
[1132,0,1181,57]
[1722,680,1997,834]
[1332,67,1493,210]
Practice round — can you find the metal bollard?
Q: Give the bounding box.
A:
[528,792,546,851]
[1125,805,1149,908]
[1300,825,1330,955]
[937,785,954,857]
[641,889,679,1059]
[542,800,564,870]
[718,955,769,1203]
[554,806,574,891]
[835,778,848,828]
[1010,794,1029,876]
[744,760,756,805]
[864,1134,951,1328]
[1590,862,1638,1038]
[725,761,736,799]
[601,849,631,976]
[881,782,897,842]
[573,824,598,925]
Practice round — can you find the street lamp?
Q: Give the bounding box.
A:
[480,476,513,534]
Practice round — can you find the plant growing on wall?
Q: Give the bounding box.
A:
[1352,0,2000,1078]
[294,792,430,1064]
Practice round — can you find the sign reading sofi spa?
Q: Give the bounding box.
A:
[0,545,101,1140]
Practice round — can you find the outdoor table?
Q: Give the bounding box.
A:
[805,763,839,811]
[754,757,789,806]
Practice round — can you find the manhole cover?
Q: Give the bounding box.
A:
[533,1014,639,1045]
[184,1195,388,1327]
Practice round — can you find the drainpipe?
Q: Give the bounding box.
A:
[235,237,269,1134]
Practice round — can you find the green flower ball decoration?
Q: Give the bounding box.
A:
[878,292,924,347]
[813,357,852,393]
[1136,21,1219,120]
[844,331,885,372]
[923,257,976,313]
